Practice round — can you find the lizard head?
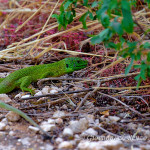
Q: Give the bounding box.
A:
[65,57,88,73]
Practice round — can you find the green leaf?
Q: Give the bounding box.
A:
[127,41,137,53]
[100,13,110,28]
[125,57,134,75]
[51,14,58,20]
[66,11,74,23]
[143,42,150,49]
[92,1,98,8]
[89,11,94,20]
[91,28,111,44]
[83,0,89,6]
[134,74,140,81]
[79,11,89,29]
[134,65,141,69]
[60,4,65,12]
[106,42,117,49]
[121,0,133,33]
[135,51,141,61]
[111,20,123,35]
[64,1,72,10]
[147,52,150,62]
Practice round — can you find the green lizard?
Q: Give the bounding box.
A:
[0,57,88,94]
[0,57,87,138]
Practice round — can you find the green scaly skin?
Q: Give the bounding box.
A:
[0,57,88,94]
[0,57,88,137]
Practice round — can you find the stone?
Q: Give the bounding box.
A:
[0,94,12,103]
[42,86,50,94]
[81,128,98,137]
[0,122,7,131]
[47,118,55,124]
[63,128,74,137]
[53,111,66,118]
[55,118,63,124]
[58,141,73,149]
[40,124,56,132]
[55,137,63,144]
[19,137,31,146]
[21,95,31,99]
[28,126,39,133]
[108,116,120,122]
[69,118,89,134]
[6,111,20,122]
[34,91,43,96]
[9,131,15,136]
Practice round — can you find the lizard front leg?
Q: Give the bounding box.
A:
[16,76,34,94]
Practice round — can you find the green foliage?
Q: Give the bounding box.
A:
[54,0,150,86]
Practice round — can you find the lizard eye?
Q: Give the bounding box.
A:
[77,60,80,63]
[66,64,69,68]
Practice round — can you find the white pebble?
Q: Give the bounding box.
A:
[50,89,58,94]
[0,94,12,103]
[55,118,63,124]
[69,118,89,134]
[58,141,73,149]
[42,86,50,94]
[19,137,31,146]
[34,91,43,96]
[9,131,15,136]
[47,118,55,124]
[5,111,20,122]
[21,95,31,99]
[1,118,8,124]
[55,137,63,144]
[14,93,22,99]
[0,122,6,131]
[102,140,123,150]
[63,128,74,137]
[86,114,95,123]
[28,126,39,133]
[40,124,56,132]
[53,111,66,118]
[81,128,98,136]
[108,116,120,122]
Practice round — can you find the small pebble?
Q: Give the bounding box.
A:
[50,89,58,94]
[21,95,31,99]
[69,118,89,134]
[14,93,22,99]
[28,126,39,133]
[0,122,7,131]
[63,128,74,137]
[55,118,63,124]
[42,86,50,94]
[0,94,12,103]
[6,111,20,122]
[9,131,15,136]
[53,111,66,118]
[102,140,124,150]
[86,114,95,123]
[40,124,56,132]
[55,137,63,144]
[47,118,55,124]
[34,91,43,96]
[108,116,120,122]
[19,137,31,146]
[58,141,73,149]
[81,128,98,137]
